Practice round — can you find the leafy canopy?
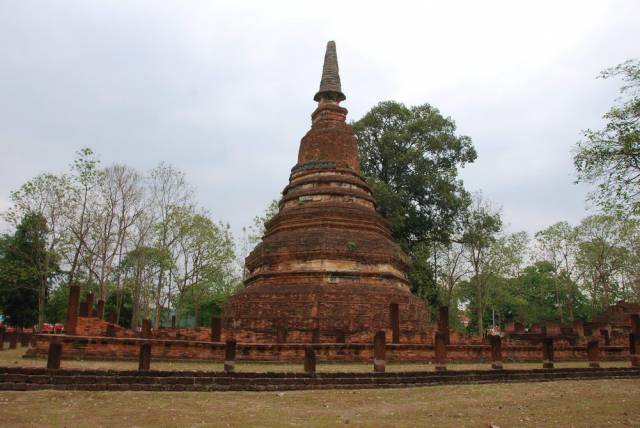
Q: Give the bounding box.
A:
[353,101,476,302]
[574,59,640,215]
[0,213,59,326]
[353,101,477,250]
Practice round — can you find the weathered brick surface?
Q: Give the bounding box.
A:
[0,365,639,392]
[24,334,631,362]
[221,48,430,345]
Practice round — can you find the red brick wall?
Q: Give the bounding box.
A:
[25,334,629,363]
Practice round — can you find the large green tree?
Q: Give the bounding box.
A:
[0,213,59,327]
[353,101,477,301]
[574,59,640,215]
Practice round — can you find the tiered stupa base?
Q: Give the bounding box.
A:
[226,282,430,344]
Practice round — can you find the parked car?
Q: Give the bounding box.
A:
[54,323,65,333]
[41,323,54,333]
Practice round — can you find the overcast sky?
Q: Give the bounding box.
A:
[1,1,638,238]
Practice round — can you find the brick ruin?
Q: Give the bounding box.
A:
[14,42,640,367]
[24,295,638,363]
[222,40,430,344]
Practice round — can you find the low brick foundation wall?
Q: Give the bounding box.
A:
[24,334,630,363]
[1,366,639,392]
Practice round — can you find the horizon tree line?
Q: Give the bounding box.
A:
[1,58,638,337]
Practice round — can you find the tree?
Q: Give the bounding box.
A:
[174,211,237,326]
[575,215,629,312]
[499,262,582,327]
[82,164,146,305]
[534,221,579,322]
[0,213,59,327]
[434,240,470,307]
[2,148,241,328]
[237,199,279,279]
[618,218,640,301]
[119,245,173,328]
[3,173,71,327]
[353,101,477,300]
[574,59,640,215]
[62,148,100,288]
[461,194,503,336]
[149,163,194,328]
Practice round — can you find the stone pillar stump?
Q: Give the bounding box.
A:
[85,292,94,316]
[211,316,221,342]
[224,339,237,372]
[587,340,600,368]
[66,285,81,335]
[47,342,62,369]
[141,319,152,339]
[542,337,554,369]
[435,331,447,371]
[438,306,450,345]
[138,343,151,371]
[304,345,316,374]
[489,335,503,370]
[373,331,386,373]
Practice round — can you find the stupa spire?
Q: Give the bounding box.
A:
[313,41,346,103]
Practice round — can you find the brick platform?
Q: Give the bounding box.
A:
[1,366,638,392]
[24,334,630,362]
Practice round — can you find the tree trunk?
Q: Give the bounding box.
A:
[38,275,47,329]
[154,304,162,328]
[476,277,484,337]
[131,268,142,328]
[554,277,564,324]
[154,271,164,329]
[194,302,200,327]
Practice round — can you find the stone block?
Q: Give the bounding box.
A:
[47,342,62,369]
[541,338,554,369]
[489,335,503,370]
[587,340,600,368]
[373,331,385,373]
[138,343,151,371]
[304,346,316,373]
[434,331,446,371]
[66,285,81,335]
[224,340,236,372]
[211,316,222,342]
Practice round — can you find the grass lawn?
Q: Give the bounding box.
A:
[0,347,632,372]
[0,379,638,427]
[1,347,639,427]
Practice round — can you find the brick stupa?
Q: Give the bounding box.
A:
[224,41,430,344]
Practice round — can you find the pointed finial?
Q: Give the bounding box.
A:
[314,41,346,103]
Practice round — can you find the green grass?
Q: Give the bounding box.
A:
[0,346,631,372]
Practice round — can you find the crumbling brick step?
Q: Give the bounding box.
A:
[0,367,639,391]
